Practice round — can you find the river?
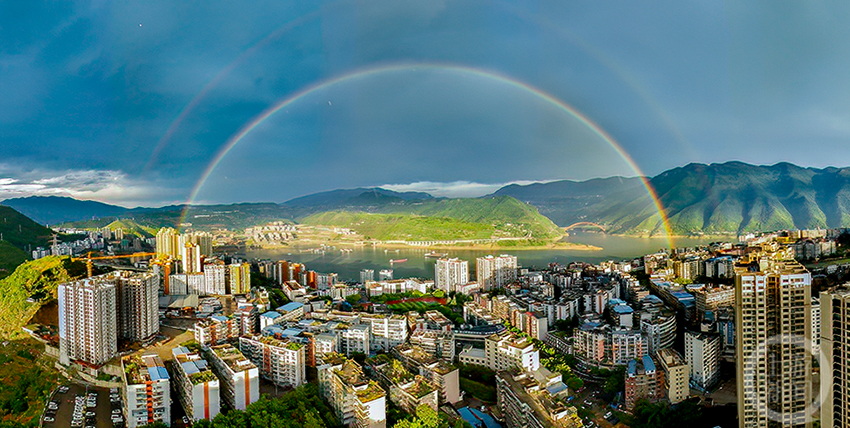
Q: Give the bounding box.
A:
[245,233,721,282]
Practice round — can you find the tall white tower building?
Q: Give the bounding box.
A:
[59,278,118,366]
[115,271,160,342]
[155,227,180,259]
[735,259,812,428]
[476,254,518,291]
[435,258,468,293]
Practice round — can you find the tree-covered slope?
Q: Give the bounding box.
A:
[0,206,57,250]
[0,256,86,339]
[302,211,495,241]
[304,196,562,240]
[495,162,850,235]
[0,240,30,279]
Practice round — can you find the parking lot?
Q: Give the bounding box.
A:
[41,383,124,428]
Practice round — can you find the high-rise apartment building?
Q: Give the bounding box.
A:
[379,269,393,281]
[58,277,118,366]
[203,263,227,295]
[476,254,517,291]
[115,271,159,342]
[656,349,688,405]
[684,331,721,391]
[228,263,251,294]
[360,269,375,284]
[172,346,221,422]
[435,258,468,293]
[736,259,812,428]
[122,355,171,428]
[811,296,820,357]
[181,243,202,274]
[155,227,180,259]
[819,286,850,428]
[179,231,213,258]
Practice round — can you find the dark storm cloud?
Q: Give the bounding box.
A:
[2,0,850,205]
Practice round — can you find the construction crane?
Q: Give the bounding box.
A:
[72,252,157,277]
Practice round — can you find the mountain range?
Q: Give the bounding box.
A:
[496,162,850,235]
[5,162,850,236]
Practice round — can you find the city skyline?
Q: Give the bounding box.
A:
[4,1,850,206]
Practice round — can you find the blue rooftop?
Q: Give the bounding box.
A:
[211,315,228,322]
[261,311,281,318]
[263,325,286,336]
[546,381,568,396]
[281,328,302,337]
[613,305,633,314]
[580,321,603,331]
[277,302,304,313]
[642,355,656,372]
[181,361,199,375]
[627,360,637,375]
[147,366,169,381]
[642,295,663,304]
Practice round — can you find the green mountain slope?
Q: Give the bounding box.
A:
[302,212,495,241]
[0,240,30,279]
[391,196,562,239]
[104,219,157,238]
[588,162,850,235]
[0,256,86,339]
[495,162,850,235]
[304,196,562,240]
[0,206,57,249]
[1,195,130,225]
[494,176,645,226]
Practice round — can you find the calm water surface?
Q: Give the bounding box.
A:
[246,233,720,282]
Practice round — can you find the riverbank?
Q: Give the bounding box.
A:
[368,239,602,252]
[251,237,602,252]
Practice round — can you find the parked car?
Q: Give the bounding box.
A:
[43,417,55,422]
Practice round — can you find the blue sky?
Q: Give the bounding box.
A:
[2,0,850,206]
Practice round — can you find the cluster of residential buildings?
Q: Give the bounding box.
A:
[33,227,154,259]
[59,271,160,366]
[52,222,850,428]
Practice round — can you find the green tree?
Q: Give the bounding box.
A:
[627,399,703,428]
[393,404,468,428]
[346,293,362,305]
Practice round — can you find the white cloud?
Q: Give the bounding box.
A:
[380,180,549,198]
[0,165,183,207]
